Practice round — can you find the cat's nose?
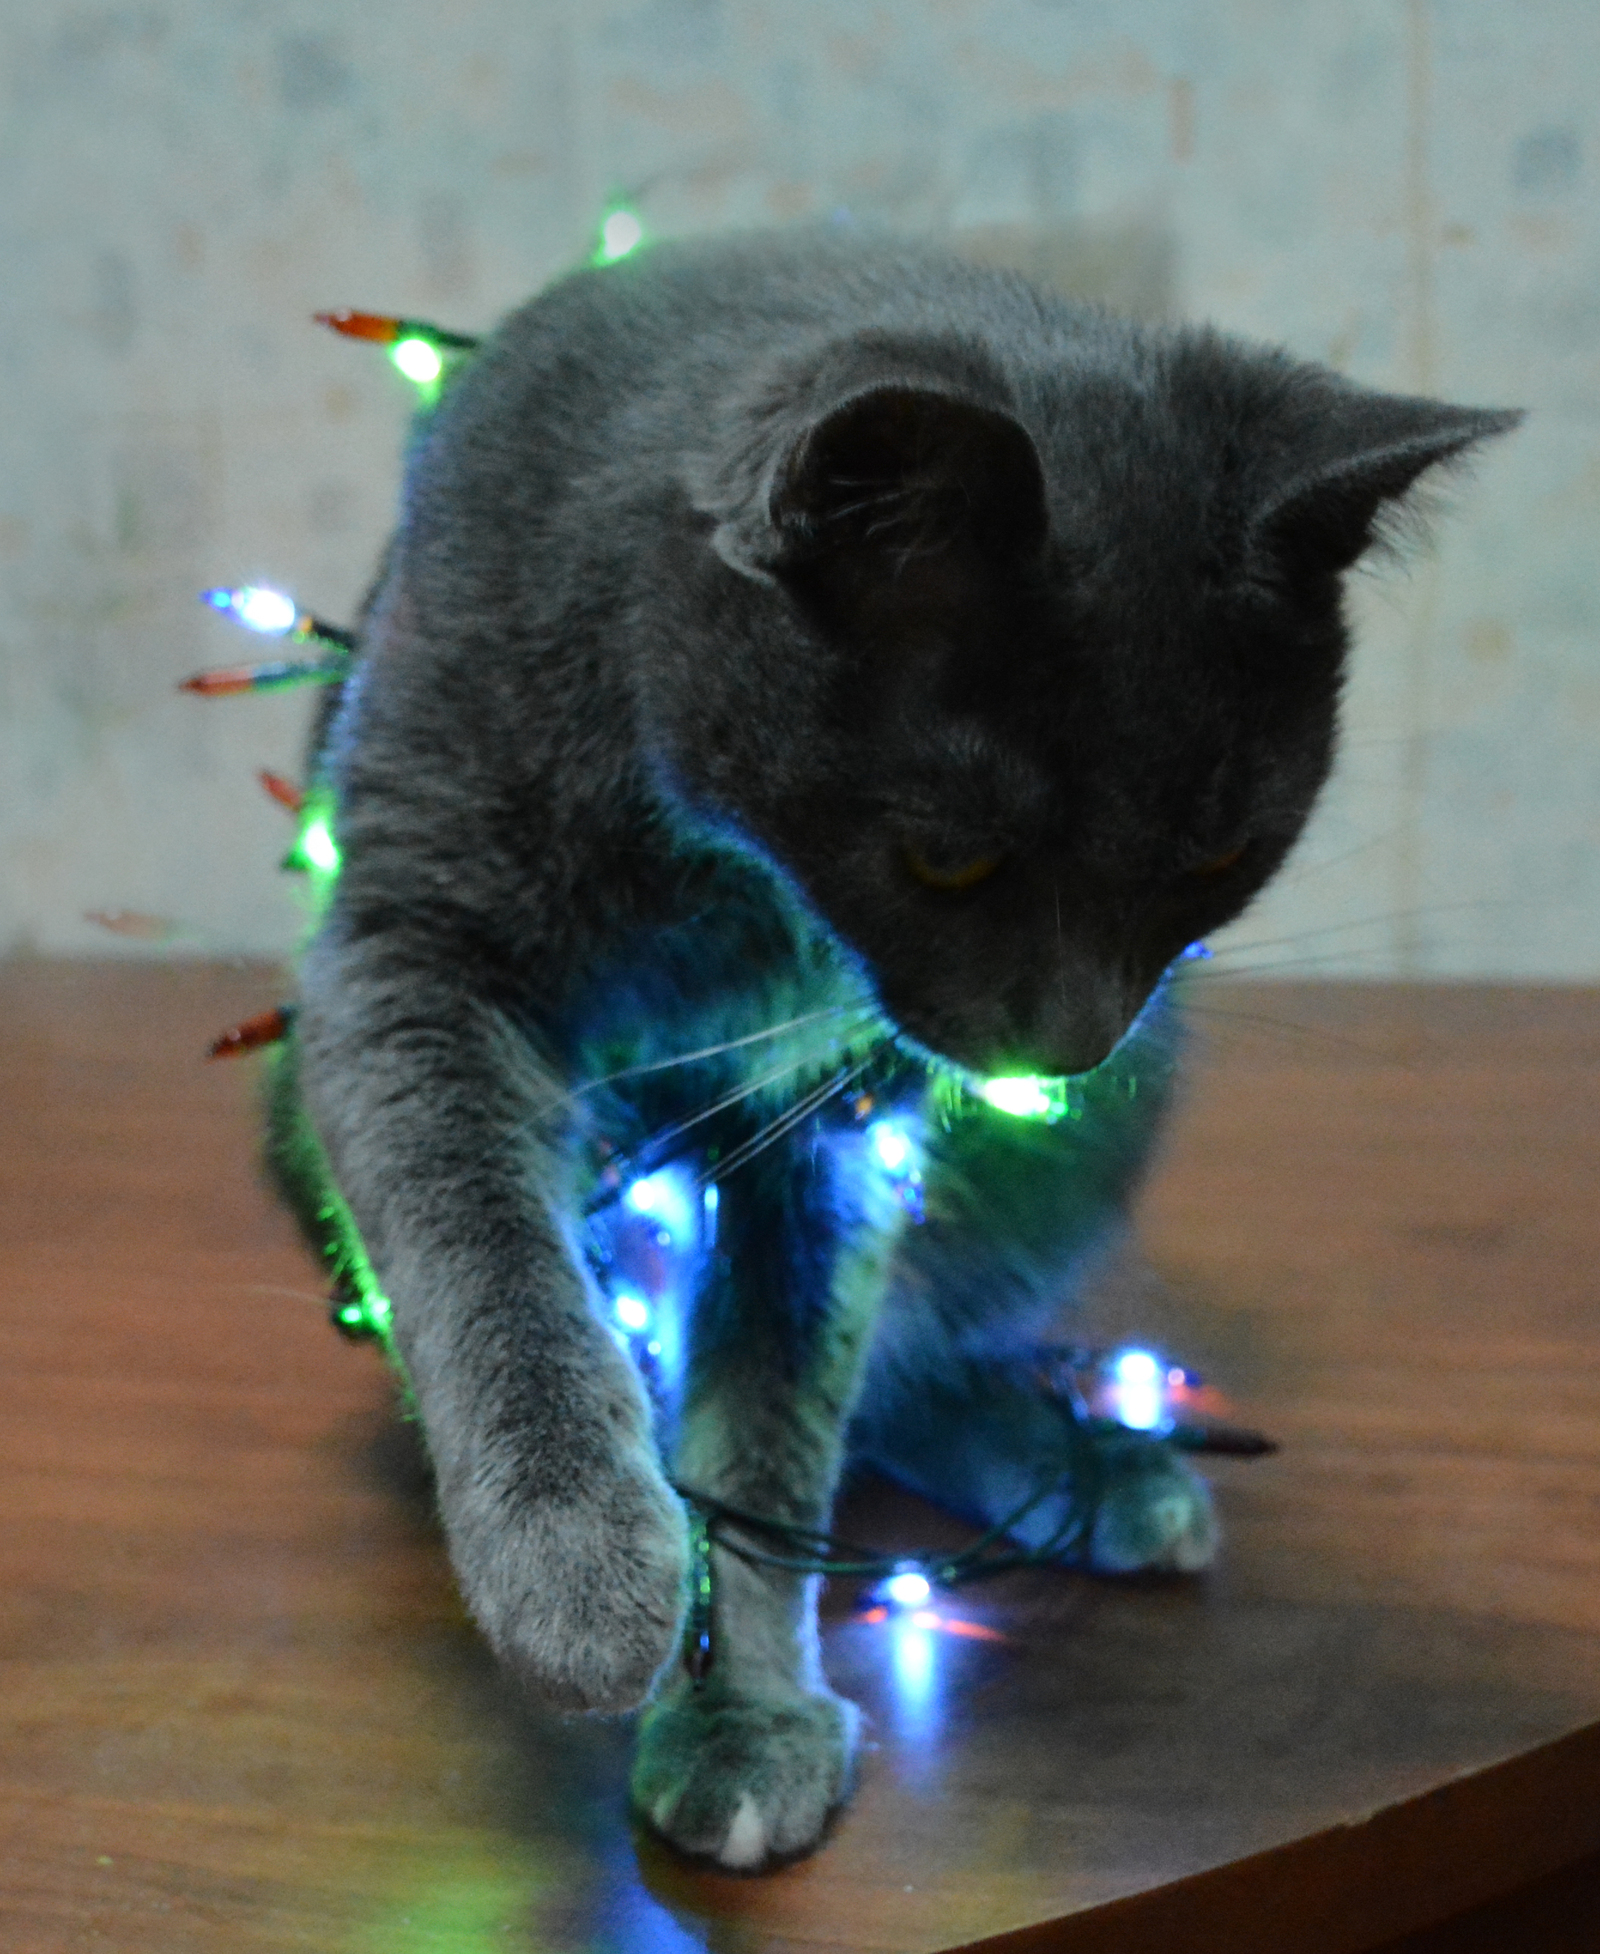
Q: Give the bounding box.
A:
[1033,1029,1122,1077]
[1016,981,1140,1078]
[982,1026,1119,1079]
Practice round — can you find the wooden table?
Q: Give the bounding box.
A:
[4,962,1600,1953]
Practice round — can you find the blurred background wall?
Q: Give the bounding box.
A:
[1,0,1593,976]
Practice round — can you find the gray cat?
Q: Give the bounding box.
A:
[264,230,1515,1869]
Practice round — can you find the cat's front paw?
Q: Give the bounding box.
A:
[447,1446,689,1714]
[632,1688,860,1870]
[1088,1444,1218,1573]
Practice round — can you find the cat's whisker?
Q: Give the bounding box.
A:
[1183,939,1410,977]
[825,491,914,524]
[1262,834,1399,890]
[576,1003,867,1091]
[220,1281,334,1306]
[693,1057,879,1189]
[628,1017,878,1158]
[694,1050,880,1188]
[1180,1000,1404,1062]
[451,1009,885,1201]
[824,473,913,494]
[1210,893,1533,962]
[1185,948,1414,979]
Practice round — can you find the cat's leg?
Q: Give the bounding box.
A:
[295,928,688,1712]
[854,1343,1218,1575]
[852,1002,1217,1573]
[632,1124,900,1869]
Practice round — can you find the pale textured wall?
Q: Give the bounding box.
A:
[2,1,1594,975]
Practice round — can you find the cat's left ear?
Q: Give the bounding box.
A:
[1256,390,1522,575]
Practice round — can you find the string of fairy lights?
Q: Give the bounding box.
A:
[171,195,1274,1675]
[676,1360,1273,1668]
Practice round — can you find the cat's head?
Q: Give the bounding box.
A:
[679,321,1518,1078]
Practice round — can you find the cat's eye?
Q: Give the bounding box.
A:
[905,846,1005,892]
[1193,845,1246,877]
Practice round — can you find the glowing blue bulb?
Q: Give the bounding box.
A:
[614,1293,650,1333]
[1108,1346,1168,1432]
[625,1174,669,1219]
[882,1567,932,1610]
[1181,941,1213,961]
[869,1120,911,1174]
[203,585,299,637]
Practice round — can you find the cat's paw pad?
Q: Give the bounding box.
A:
[632,1690,860,1870]
[1088,1448,1218,1573]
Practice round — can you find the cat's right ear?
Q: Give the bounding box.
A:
[700,384,1047,587]
[1252,391,1523,578]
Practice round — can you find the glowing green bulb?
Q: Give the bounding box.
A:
[355,1283,393,1340]
[595,208,645,265]
[317,1182,397,1353]
[301,817,340,874]
[980,1075,1067,1121]
[390,335,444,385]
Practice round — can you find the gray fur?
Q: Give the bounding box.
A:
[270,228,1517,1868]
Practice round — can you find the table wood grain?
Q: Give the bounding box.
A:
[4,962,1599,1953]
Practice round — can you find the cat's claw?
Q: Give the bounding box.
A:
[632,1689,860,1869]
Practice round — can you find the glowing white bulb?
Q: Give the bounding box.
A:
[869,1120,911,1173]
[204,584,299,636]
[621,1168,697,1245]
[598,209,644,262]
[614,1293,650,1333]
[239,586,298,634]
[1108,1346,1167,1431]
[882,1568,932,1610]
[390,336,444,384]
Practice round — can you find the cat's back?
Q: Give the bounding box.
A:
[403,230,1078,545]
